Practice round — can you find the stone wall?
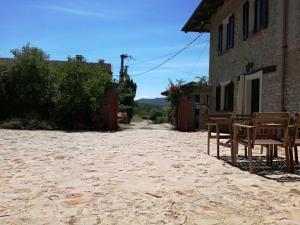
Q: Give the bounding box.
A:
[95,83,118,131]
[208,0,300,113]
[285,0,300,112]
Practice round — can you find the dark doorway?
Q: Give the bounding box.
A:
[251,79,260,113]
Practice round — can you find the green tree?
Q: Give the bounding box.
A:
[54,57,111,128]
[0,43,53,119]
[118,77,137,123]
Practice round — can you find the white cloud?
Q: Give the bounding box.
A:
[37,5,108,18]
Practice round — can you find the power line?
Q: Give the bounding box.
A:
[129,37,208,67]
[131,33,204,77]
[129,52,176,66]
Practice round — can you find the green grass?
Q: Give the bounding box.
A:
[133,102,169,124]
[131,115,143,123]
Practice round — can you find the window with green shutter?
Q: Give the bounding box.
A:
[218,24,223,55]
[227,14,235,49]
[254,0,268,33]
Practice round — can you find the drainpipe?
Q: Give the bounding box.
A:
[281,0,288,112]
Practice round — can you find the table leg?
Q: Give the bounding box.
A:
[216,125,220,159]
[207,125,211,155]
[294,145,298,165]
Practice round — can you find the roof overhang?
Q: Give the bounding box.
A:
[161,82,211,96]
[182,0,224,33]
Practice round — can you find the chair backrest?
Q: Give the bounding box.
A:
[253,112,290,127]
[232,114,253,138]
[208,114,232,134]
[232,114,252,124]
[208,114,232,122]
[252,112,290,144]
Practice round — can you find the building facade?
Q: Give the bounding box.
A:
[183,0,300,114]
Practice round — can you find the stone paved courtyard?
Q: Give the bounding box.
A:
[0,125,300,225]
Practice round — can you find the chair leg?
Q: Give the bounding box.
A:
[207,126,211,155]
[231,139,234,165]
[270,145,274,168]
[274,146,278,158]
[244,146,248,158]
[248,144,253,173]
[285,145,292,173]
[266,145,270,166]
[232,139,239,166]
[294,145,299,165]
[216,125,220,159]
[289,146,294,173]
[261,145,264,154]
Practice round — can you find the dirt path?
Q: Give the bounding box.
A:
[0,125,299,225]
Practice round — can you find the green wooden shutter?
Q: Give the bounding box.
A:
[260,0,268,29]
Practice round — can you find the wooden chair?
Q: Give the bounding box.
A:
[207,114,252,163]
[233,112,292,173]
[207,114,232,158]
[232,114,253,158]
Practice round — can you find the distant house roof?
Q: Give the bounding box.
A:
[0,58,14,65]
[0,57,112,73]
[161,82,210,96]
[182,0,224,33]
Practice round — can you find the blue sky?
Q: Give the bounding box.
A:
[0,0,209,99]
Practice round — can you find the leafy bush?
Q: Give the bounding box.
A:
[0,44,112,130]
[149,109,163,121]
[153,116,167,124]
[0,117,53,130]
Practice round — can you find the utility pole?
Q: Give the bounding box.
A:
[119,54,134,81]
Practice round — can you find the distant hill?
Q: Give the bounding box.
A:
[136,98,168,107]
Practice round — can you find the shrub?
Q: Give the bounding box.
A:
[149,109,163,121]
[0,117,53,130]
[153,116,167,124]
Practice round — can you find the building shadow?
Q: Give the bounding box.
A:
[219,155,300,183]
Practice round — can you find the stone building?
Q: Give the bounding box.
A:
[183,0,300,114]
[0,55,113,74]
